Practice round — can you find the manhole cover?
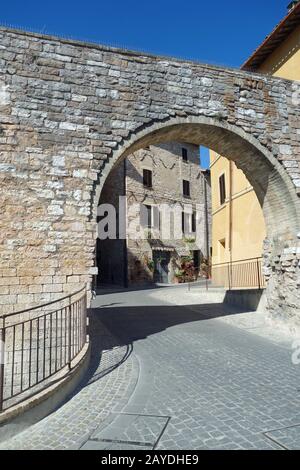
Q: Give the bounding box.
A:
[81,414,170,450]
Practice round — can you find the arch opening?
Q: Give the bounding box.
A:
[97,117,299,241]
[94,116,300,330]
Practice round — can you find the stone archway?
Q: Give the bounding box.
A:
[95,116,300,330]
[0,27,299,330]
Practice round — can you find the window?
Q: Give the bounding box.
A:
[152,206,160,231]
[143,169,152,188]
[219,238,226,249]
[193,250,200,269]
[218,238,226,260]
[140,205,161,229]
[219,174,226,205]
[183,180,190,197]
[140,204,152,228]
[182,212,191,234]
[191,212,197,233]
[182,148,188,162]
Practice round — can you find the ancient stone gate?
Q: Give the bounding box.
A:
[0,27,299,329]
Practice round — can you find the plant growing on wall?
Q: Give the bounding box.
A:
[181,255,193,264]
[183,236,196,244]
[178,256,196,283]
[144,228,152,239]
[147,259,154,272]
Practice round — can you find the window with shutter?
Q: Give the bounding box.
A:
[182,148,188,162]
[182,212,191,234]
[152,206,160,231]
[219,174,226,205]
[140,204,152,228]
[183,180,190,197]
[192,212,196,233]
[143,169,152,188]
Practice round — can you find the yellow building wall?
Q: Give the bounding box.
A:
[210,20,300,270]
[210,152,229,264]
[258,25,300,80]
[210,151,266,265]
[230,191,266,261]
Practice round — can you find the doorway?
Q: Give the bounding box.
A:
[153,251,171,284]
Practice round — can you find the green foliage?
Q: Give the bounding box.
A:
[181,255,193,264]
[183,236,196,244]
[147,260,154,271]
[175,269,185,278]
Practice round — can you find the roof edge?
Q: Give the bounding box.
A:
[241,2,300,71]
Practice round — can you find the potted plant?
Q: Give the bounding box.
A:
[174,269,185,283]
[179,256,196,283]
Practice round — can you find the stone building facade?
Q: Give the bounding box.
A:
[98,142,211,286]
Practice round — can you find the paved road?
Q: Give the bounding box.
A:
[1,286,300,450]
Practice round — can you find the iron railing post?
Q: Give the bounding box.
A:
[0,286,86,413]
[68,296,72,371]
[227,263,231,290]
[0,318,5,413]
[212,257,265,291]
[83,289,87,346]
[257,258,261,290]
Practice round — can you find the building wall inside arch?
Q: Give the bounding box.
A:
[97,142,211,287]
[210,152,266,266]
[210,2,300,272]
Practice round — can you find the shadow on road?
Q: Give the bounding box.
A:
[89,302,248,350]
[60,300,252,409]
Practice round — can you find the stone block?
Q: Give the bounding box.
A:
[17,294,35,304]
[0,294,17,305]
[42,284,63,293]
[67,275,80,283]
[0,277,19,286]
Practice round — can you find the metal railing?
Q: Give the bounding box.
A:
[211,257,265,290]
[0,286,88,413]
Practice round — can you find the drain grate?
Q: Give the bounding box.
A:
[81,413,170,450]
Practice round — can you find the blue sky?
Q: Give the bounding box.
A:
[0,0,290,166]
[1,0,289,66]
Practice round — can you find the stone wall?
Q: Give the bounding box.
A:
[0,27,299,328]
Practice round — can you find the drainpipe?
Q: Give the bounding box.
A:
[203,170,210,289]
[203,171,210,262]
[228,160,233,287]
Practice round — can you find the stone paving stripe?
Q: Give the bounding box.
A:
[80,440,151,450]
[264,424,300,450]
[91,414,170,446]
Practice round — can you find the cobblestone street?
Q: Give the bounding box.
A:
[1,285,300,450]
